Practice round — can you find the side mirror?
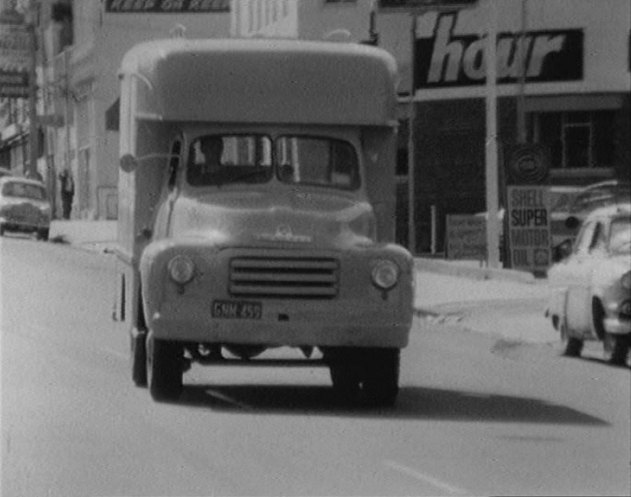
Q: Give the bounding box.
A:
[120,154,138,173]
[565,216,580,230]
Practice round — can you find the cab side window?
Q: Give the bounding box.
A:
[167,140,182,190]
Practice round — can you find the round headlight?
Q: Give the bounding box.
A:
[168,255,195,285]
[621,271,631,290]
[372,259,399,290]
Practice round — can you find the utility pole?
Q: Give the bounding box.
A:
[485,0,501,268]
[407,13,417,254]
[26,0,39,179]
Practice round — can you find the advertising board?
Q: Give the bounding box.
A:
[446,214,486,260]
[506,185,551,273]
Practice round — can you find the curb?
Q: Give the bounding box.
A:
[414,257,535,284]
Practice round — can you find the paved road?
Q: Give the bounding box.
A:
[2,235,630,496]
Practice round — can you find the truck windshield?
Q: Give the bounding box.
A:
[276,136,359,190]
[187,134,273,187]
[187,134,360,190]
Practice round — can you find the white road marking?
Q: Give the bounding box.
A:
[205,388,253,410]
[384,459,469,496]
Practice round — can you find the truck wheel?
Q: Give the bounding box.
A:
[146,332,183,402]
[327,348,361,402]
[130,328,147,387]
[603,333,629,366]
[361,348,400,407]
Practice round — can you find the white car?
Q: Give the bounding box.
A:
[546,203,631,366]
[0,176,51,240]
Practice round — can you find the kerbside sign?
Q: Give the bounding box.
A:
[507,186,552,273]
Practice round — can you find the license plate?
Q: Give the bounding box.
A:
[212,300,262,319]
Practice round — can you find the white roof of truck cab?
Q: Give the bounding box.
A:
[119,38,399,126]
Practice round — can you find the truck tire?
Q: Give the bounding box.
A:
[130,328,147,387]
[361,348,400,407]
[327,348,361,402]
[146,332,183,402]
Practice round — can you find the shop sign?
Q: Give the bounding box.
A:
[446,214,486,260]
[378,0,478,13]
[415,13,583,88]
[0,22,30,98]
[505,144,549,185]
[507,185,551,273]
[104,0,230,13]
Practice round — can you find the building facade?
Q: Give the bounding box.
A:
[231,0,631,253]
[1,0,231,219]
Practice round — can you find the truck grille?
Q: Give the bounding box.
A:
[229,256,339,299]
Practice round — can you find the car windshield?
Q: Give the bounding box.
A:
[187,134,359,190]
[2,181,46,200]
[609,217,631,254]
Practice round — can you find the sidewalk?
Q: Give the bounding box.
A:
[50,220,552,342]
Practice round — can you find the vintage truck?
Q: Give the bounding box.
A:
[113,38,414,406]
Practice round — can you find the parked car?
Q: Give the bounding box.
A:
[550,180,630,262]
[546,203,631,365]
[0,176,51,240]
[549,185,584,257]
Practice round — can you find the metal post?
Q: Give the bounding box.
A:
[407,13,417,255]
[485,0,501,268]
[516,0,528,144]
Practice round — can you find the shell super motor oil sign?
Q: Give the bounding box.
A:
[507,185,552,273]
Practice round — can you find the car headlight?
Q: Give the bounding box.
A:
[371,259,399,290]
[621,271,631,290]
[167,255,195,285]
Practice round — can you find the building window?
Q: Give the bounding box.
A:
[531,111,615,170]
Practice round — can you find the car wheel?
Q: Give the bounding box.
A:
[0,224,5,236]
[603,333,629,366]
[146,331,183,402]
[561,321,583,357]
[37,228,49,241]
[361,348,400,407]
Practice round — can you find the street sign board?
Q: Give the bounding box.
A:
[506,185,552,273]
[377,0,478,13]
[446,214,486,260]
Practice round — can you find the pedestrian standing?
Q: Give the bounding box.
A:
[59,168,74,219]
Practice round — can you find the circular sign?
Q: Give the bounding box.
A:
[508,145,548,185]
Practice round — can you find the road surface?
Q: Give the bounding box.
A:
[1,235,629,496]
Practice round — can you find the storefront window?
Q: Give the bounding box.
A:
[532,110,615,170]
